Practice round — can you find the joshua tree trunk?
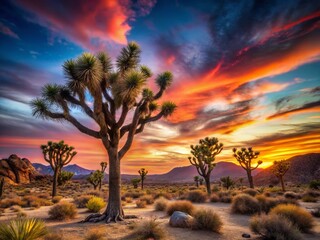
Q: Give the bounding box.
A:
[280,177,285,192]
[205,176,211,195]
[196,181,199,188]
[52,168,59,197]
[0,178,4,198]
[247,171,254,189]
[141,179,144,190]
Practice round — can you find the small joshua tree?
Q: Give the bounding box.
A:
[58,171,74,186]
[99,162,108,190]
[41,141,77,197]
[238,177,244,190]
[87,170,104,190]
[220,176,235,190]
[131,178,141,189]
[199,178,204,185]
[233,147,262,189]
[271,160,290,192]
[194,176,200,188]
[188,137,223,195]
[138,168,148,190]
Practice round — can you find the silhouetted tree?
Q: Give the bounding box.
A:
[271,160,290,192]
[138,168,148,190]
[41,141,77,197]
[220,176,235,190]
[194,176,200,188]
[31,42,176,222]
[188,137,223,195]
[232,147,262,189]
[99,162,108,190]
[131,178,141,189]
[199,178,204,186]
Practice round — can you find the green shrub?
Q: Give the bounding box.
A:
[154,197,168,211]
[270,204,314,232]
[48,202,77,220]
[74,195,93,208]
[166,200,195,216]
[250,214,302,240]
[231,194,260,214]
[186,190,207,203]
[86,197,106,213]
[0,218,48,240]
[309,179,320,189]
[192,208,223,232]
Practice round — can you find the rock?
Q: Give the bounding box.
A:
[0,154,40,183]
[242,233,251,238]
[169,211,194,228]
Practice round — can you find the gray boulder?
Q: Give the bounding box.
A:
[169,211,194,228]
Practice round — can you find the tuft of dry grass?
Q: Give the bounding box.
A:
[270,204,314,232]
[192,208,223,233]
[140,195,154,205]
[154,197,168,211]
[48,201,77,220]
[284,191,301,199]
[84,229,105,240]
[52,196,63,204]
[242,188,258,196]
[74,195,93,208]
[210,193,219,202]
[250,214,302,240]
[166,200,195,216]
[231,194,260,214]
[129,218,166,240]
[44,232,65,240]
[136,200,147,208]
[186,190,207,203]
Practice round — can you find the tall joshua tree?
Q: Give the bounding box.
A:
[188,137,223,195]
[99,162,108,191]
[138,168,148,190]
[41,141,77,197]
[31,42,176,222]
[232,147,262,189]
[271,160,290,192]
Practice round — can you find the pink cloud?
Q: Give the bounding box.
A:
[0,22,19,39]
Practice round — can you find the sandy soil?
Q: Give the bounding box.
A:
[1,199,319,240]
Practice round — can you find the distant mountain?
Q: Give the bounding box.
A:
[32,163,93,176]
[254,153,320,185]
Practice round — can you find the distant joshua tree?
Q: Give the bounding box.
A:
[233,147,262,189]
[99,162,108,190]
[194,176,200,188]
[131,178,141,189]
[41,141,77,197]
[199,178,204,185]
[32,42,176,222]
[87,170,104,190]
[238,177,244,190]
[138,168,148,190]
[271,160,290,192]
[188,137,223,195]
[220,176,235,190]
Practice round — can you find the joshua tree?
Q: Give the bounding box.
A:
[0,177,4,199]
[138,168,148,190]
[31,42,176,222]
[233,147,262,189]
[58,171,74,186]
[194,176,200,188]
[199,178,204,185]
[271,160,290,192]
[188,137,223,195]
[238,177,244,190]
[41,141,77,197]
[131,178,141,189]
[99,162,108,190]
[220,176,235,190]
[87,170,104,190]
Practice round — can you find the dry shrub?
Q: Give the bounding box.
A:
[284,191,301,199]
[270,204,314,232]
[44,233,65,240]
[125,197,133,203]
[304,190,320,198]
[192,208,223,233]
[10,205,22,212]
[84,230,105,240]
[218,191,232,203]
[74,195,93,208]
[250,214,302,240]
[85,190,104,198]
[0,197,24,208]
[186,190,207,203]
[311,207,320,218]
[154,197,168,211]
[136,200,147,208]
[129,218,166,240]
[52,196,63,204]
[231,194,260,214]
[210,193,219,203]
[48,201,77,220]
[22,195,52,208]
[123,191,144,199]
[154,192,172,200]
[243,188,258,196]
[166,200,195,216]
[140,195,154,204]
[86,197,106,213]
[301,195,317,202]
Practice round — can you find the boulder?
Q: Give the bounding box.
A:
[169,211,194,228]
[0,154,40,183]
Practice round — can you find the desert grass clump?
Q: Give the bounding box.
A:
[74,195,93,208]
[48,201,77,220]
[284,191,301,199]
[231,194,260,214]
[270,204,314,232]
[129,218,166,240]
[250,214,302,240]
[186,190,207,203]
[301,195,317,202]
[140,195,154,204]
[84,230,105,240]
[243,188,258,196]
[154,192,172,200]
[0,218,48,240]
[166,200,195,216]
[192,208,223,232]
[22,195,52,208]
[154,197,168,211]
[0,197,24,208]
[136,199,147,208]
[52,196,63,204]
[86,197,106,213]
[44,233,65,240]
[210,193,219,202]
[218,191,232,203]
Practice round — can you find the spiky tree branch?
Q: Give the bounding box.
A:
[138,168,148,190]
[271,160,290,191]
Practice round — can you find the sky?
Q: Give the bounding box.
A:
[0,0,319,174]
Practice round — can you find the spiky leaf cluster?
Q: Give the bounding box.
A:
[138,168,148,180]
[220,176,235,189]
[271,160,290,178]
[58,171,74,186]
[87,170,104,189]
[232,147,262,171]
